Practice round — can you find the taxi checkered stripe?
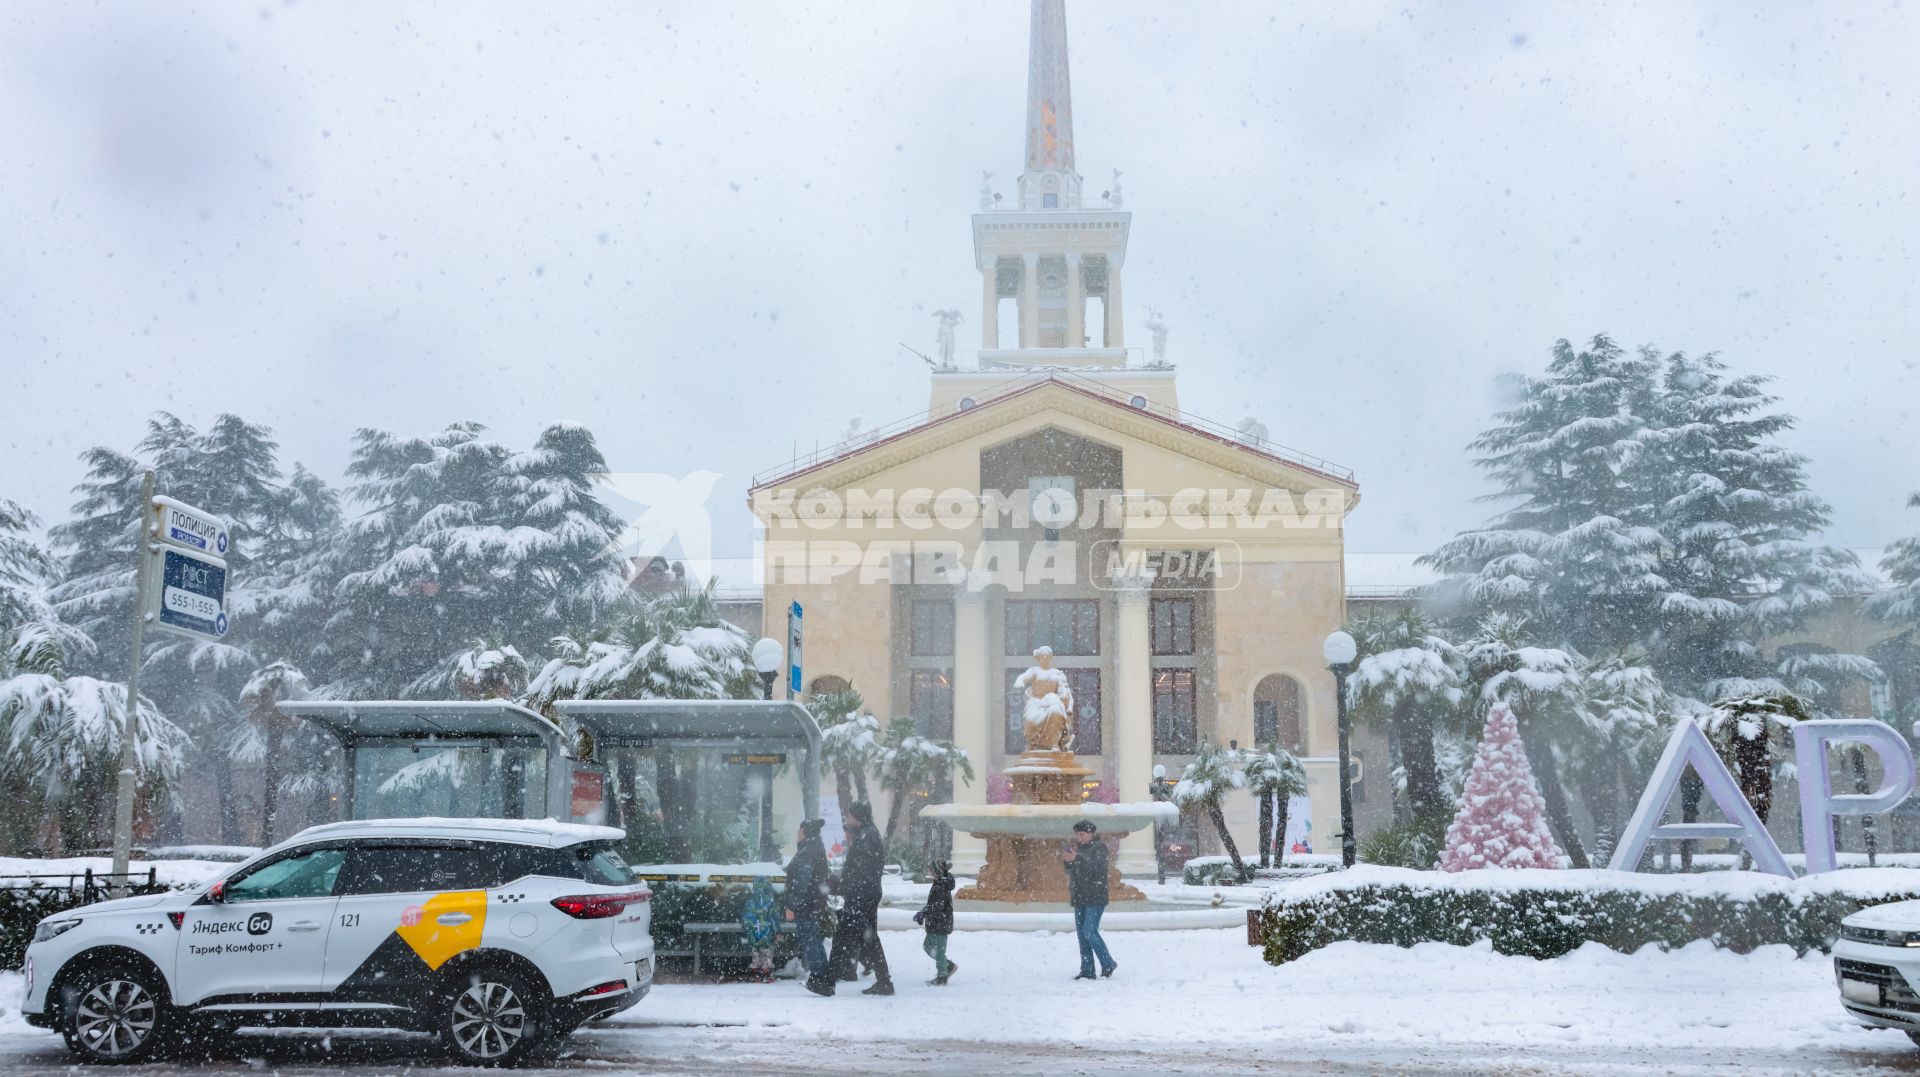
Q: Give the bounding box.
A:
[495,893,528,903]
[134,922,164,935]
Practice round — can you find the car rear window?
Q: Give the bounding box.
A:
[542,840,635,886]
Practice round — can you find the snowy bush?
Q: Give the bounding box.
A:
[1256,865,1920,964]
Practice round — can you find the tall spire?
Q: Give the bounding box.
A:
[1019,0,1080,210]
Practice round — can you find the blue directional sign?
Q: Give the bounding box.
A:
[151,547,229,641]
[787,601,804,696]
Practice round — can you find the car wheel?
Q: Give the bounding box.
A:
[438,965,549,1066]
[60,963,175,1064]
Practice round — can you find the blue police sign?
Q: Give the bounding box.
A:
[150,547,229,641]
[152,496,230,557]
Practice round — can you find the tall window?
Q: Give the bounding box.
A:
[1005,599,1099,656]
[1152,669,1197,753]
[1006,668,1103,754]
[910,669,954,741]
[911,600,954,657]
[1253,674,1305,752]
[1151,598,1195,656]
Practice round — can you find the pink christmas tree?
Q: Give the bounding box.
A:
[1438,701,1567,871]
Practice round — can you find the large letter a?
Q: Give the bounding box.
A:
[1607,718,1791,877]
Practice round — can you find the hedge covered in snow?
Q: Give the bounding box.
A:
[1257,865,1920,964]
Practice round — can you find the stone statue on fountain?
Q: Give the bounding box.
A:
[1014,646,1074,754]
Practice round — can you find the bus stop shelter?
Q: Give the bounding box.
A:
[279,699,822,835]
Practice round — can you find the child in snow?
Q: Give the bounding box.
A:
[914,860,957,985]
[742,875,779,983]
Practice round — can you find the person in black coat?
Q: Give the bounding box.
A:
[914,859,957,985]
[1064,819,1117,980]
[828,801,894,995]
[784,819,833,995]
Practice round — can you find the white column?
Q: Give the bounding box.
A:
[981,264,999,349]
[949,582,992,874]
[1019,252,1040,349]
[1112,571,1155,874]
[1064,252,1085,348]
[1104,261,1125,350]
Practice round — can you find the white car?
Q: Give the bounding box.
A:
[1834,901,1920,1044]
[22,818,654,1065]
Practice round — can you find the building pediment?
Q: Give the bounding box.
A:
[749,375,1357,512]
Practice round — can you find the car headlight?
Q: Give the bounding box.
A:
[32,918,81,943]
[1841,923,1920,947]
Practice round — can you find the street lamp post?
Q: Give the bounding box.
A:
[1323,630,1359,869]
[750,638,785,858]
[751,637,784,701]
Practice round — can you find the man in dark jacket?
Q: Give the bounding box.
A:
[828,801,894,995]
[784,819,833,995]
[1063,819,1116,980]
[915,860,957,985]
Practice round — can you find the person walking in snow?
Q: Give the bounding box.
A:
[1064,819,1117,980]
[742,874,779,984]
[784,819,834,995]
[828,801,894,995]
[914,859,957,985]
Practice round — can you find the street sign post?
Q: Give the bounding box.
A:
[787,601,803,697]
[113,485,232,892]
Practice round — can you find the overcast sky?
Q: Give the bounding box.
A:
[3,1,1916,561]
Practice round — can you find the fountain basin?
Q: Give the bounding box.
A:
[922,801,1176,839]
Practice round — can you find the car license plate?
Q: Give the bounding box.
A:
[1842,978,1882,1005]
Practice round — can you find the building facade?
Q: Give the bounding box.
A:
[744,0,1378,872]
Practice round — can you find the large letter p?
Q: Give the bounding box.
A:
[1794,719,1915,874]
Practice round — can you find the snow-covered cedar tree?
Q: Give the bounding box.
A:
[1622,349,1875,701]
[875,716,974,842]
[1869,493,1920,711]
[318,421,625,699]
[1439,701,1567,871]
[1240,745,1307,867]
[1172,739,1249,877]
[0,652,190,853]
[48,414,343,843]
[1421,335,1665,659]
[1347,609,1463,823]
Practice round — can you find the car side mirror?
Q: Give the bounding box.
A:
[208,881,226,904]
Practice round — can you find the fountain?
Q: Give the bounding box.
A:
[922,648,1176,904]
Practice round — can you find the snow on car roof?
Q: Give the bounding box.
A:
[285,817,625,850]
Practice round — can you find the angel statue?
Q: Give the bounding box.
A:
[979,170,996,211]
[932,309,962,369]
[1014,646,1075,753]
[1110,168,1125,208]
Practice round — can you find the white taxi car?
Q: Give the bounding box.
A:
[1834,901,1920,1045]
[23,818,653,1065]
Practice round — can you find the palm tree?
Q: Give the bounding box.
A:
[239,661,309,845]
[1241,745,1307,867]
[810,685,879,808]
[1172,740,1248,877]
[875,716,975,844]
[1349,609,1462,822]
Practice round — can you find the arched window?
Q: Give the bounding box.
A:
[1253,674,1306,754]
[807,674,851,698]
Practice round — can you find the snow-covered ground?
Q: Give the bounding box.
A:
[3,927,1917,1074]
[0,855,229,888]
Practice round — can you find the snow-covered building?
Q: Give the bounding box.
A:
[741,0,1376,872]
